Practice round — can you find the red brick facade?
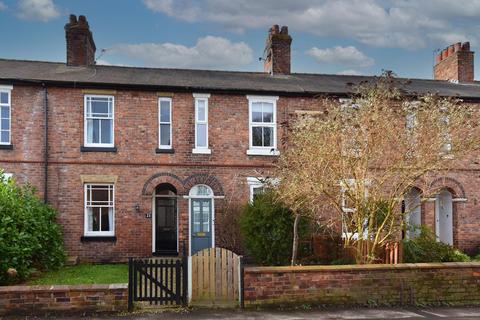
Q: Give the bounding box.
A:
[1,84,480,261]
[1,16,479,262]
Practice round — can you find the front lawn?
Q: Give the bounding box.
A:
[26,264,128,285]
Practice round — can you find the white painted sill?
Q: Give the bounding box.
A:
[192,148,212,154]
[246,149,280,156]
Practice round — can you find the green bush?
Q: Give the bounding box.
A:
[403,226,470,263]
[0,172,66,284]
[240,192,307,266]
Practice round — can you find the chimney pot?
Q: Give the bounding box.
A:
[441,49,448,59]
[271,25,280,35]
[280,26,288,34]
[69,14,77,24]
[434,41,474,82]
[447,45,454,56]
[454,42,462,52]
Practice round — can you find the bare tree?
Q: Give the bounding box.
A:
[276,73,480,264]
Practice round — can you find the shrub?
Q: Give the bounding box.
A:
[240,192,307,266]
[0,172,66,284]
[403,226,470,263]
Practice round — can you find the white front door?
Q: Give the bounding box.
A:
[435,190,453,245]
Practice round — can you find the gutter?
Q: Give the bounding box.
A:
[43,83,48,204]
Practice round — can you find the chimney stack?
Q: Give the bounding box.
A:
[434,42,474,83]
[65,15,96,67]
[264,25,292,75]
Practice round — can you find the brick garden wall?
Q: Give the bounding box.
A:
[0,284,127,315]
[243,262,480,307]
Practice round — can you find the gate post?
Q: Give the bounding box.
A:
[128,257,133,312]
[239,256,244,308]
[182,255,188,306]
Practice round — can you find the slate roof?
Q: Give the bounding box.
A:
[1,58,480,99]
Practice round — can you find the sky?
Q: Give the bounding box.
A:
[1,0,480,79]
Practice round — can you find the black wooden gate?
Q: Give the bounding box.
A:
[128,257,187,311]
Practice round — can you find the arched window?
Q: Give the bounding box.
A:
[189,184,213,197]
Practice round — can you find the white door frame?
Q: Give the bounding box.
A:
[184,193,224,256]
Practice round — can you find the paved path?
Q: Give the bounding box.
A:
[4,307,480,319]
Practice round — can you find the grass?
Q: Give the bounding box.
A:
[26,264,128,285]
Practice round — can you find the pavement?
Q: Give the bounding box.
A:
[3,307,480,320]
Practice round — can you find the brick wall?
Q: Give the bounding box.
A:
[0,284,127,315]
[243,262,480,307]
[2,82,480,261]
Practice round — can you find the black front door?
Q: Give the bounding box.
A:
[155,197,177,255]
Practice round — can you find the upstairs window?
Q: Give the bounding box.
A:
[84,184,115,236]
[193,93,211,154]
[247,96,279,156]
[0,86,12,145]
[158,98,172,149]
[84,95,114,147]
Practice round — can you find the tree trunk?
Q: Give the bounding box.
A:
[291,213,301,266]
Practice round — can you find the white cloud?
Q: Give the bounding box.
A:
[142,0,480,49]
[109,36,253,70]
[307,46,374,68]
[17,0,59,22]
[0,1,7,11]
[337,69,362,76]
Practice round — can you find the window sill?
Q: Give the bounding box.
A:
[156,148,174,154]
[247,149,280,156]
[81,236,116,242]
[0,144,13,150]
[192,148,211,154]
[80,146,117,153]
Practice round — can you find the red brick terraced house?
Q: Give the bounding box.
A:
[1,15,480,262]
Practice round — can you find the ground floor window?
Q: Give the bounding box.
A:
[247,177,264,202]
[84,184,115,236]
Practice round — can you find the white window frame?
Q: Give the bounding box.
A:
[158,97,173,149]
[84,95,115,148]
[247,177,265,202]
[0,85,13,145]
[340,179,369,240]
[247,95,279,156]
[192,93,211,154]
[84,183,115,236]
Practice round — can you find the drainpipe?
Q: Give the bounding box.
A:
[43,84,49,204]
